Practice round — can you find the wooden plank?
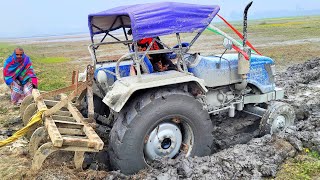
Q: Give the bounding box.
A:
[54,110,71,117]
[59,145,99,152]
[74,71,79,95]
[44,100,68,108]
[82,127,104,150]
[72,71,76,85]
[44,100,77,109]
[86,85,94,122]
[32,89,63,147]
[54,120,84,129]
[74,151,85,170]
[32,89,48,110]
[48,106,69,111]
[45,97,70,117]
[44,83,86,117]
[58,128,85,136]
[62,135,87,139]
[67,102,87,124]
[68,102,104,150]
[45,116,64,147]
[75,89,86,107]
[62,136,95,148]
[35,84,80,101]
[54,120,84,126]
[52,115,76,122]
[86,65,94,122]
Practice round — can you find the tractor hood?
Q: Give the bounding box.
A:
[221,54,274,65]
[188,53,275,93]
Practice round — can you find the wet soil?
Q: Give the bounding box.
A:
[0,58,319,179]
[125,58,320,179]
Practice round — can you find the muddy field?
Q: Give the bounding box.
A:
[121,58,320,179]
[1,15,320,179]
[0,57,319,179]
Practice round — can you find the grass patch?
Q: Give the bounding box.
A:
[0,45,74,91]
[36,57,71,64]
[0,43,14,66]
[1,15,319,91]
[0,107,8,114]
[276,152,320,180]
[33,62,75,91]
[258,43,320,71]
[208,15,320,42]
[308,150,320,160]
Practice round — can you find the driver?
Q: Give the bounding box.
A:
[137,38,176,72]
[128,29,176,72]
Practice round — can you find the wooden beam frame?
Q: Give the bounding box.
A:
[30,65,103,171]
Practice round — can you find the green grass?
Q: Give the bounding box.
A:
[208,15,320,41]
[32,57,75,91]
[0,107,8,114]
[276,151,320,179]
[309,150,320,160]
[36,57,71,63]
[0,43,14,66]
[35,64,71,91]
[0,44,74,91]
[1,15,320,90]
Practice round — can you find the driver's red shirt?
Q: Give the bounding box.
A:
[137,38,161,50]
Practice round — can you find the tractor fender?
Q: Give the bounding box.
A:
[102,71,207,112]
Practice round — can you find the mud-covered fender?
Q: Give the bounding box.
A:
[102,70,207,112]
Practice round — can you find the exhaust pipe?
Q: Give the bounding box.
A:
[243,1,253,49]
[236,1,253,90]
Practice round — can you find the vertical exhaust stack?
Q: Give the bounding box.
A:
[236,1,253,90]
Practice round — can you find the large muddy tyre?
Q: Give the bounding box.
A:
[259,102,295,135]
[109,88,213,174]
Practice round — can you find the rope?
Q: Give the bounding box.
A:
[0,109,46,147]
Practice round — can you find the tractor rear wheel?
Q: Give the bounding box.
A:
[109,88,213,174]
[259,102,295,135]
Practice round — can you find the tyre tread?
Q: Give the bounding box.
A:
[109,87,213,174]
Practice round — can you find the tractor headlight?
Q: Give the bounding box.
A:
[97,70,108,84]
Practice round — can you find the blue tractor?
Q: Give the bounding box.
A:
[81,2,295,174]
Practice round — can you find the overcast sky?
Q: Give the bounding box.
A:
[0,0,319,38]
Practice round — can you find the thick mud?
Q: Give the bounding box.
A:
[0,58,319,179]
[111,58,320,179]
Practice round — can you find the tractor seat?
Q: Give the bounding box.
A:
[140,55,154,74]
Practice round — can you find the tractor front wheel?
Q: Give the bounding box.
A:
[259,102,295,135]
[109,88,213,174]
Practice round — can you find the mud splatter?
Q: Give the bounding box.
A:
[0,58,319,179]
[108,58,320,179]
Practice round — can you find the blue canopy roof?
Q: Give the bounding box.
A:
[88,2,220,41]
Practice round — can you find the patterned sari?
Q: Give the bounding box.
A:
[3,53,38,104]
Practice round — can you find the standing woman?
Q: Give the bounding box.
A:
[3,47,38,105]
